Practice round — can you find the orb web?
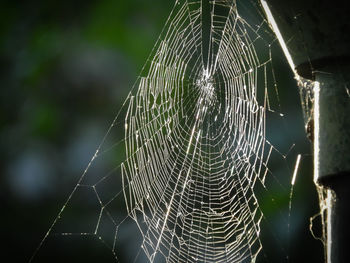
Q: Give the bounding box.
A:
[122,1,273,262]
[30,1,304,263]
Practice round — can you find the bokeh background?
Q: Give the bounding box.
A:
[1,0,324,262]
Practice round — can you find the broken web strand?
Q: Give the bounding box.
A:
[31,0,303,263]
[256,3,328,259]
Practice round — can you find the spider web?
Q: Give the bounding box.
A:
[31,1,303,263]
[122,1,271,262]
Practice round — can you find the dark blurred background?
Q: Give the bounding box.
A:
[1,0,324,262]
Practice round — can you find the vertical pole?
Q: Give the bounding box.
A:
[260,0,350,261]
[314,68,350,263]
